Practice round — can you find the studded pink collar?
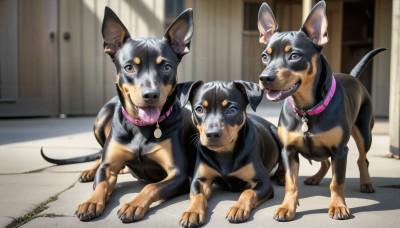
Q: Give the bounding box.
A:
[121,106,173,126]
[288,75,336,116]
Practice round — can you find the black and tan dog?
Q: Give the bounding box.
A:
[57,7,197,222]
[177,81,281,227]
[257,1,385,221]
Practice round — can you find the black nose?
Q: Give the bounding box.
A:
[259,73,276,84]
[205,128,221,139]
[142,89,160,102]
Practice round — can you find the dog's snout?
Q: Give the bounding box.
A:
[205,128,221,139]
[259,73,276,84]
[142,89,160,101]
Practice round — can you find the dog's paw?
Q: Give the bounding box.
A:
[179,211,205,228]
[117,203,149,223]
[273,207,295,222]
[75,201,105,221]
[360,183,375,193]
[328,205,350,220]
[304,176,321,185]
[226,206,251,223]
[78,170,95,182]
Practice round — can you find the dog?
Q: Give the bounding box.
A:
[257,1,385,221]
[177,81,281,227]
[63,7,196,222]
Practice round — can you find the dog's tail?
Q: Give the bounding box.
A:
[350,48,386,79]
[41,147,101,165]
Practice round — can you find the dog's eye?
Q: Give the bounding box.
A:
[226,106,239,115]
[195,106,204,115]
[162,64,173,73]
[289,53,301,61]
[124,64,137,74]
[261,54,269,64]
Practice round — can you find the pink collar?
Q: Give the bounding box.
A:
[121,106,173,126]
[288,76,336,116]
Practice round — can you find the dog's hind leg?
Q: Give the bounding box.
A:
[304,159,331,185]
[352,125,375,193]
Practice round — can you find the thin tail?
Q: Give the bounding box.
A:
[41,147,101,165]
[350,48,386,78]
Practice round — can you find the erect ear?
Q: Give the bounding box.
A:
[176,81,203,108]
[164,8,194,58]
[102,6,130,59]
[233,81,264,112]
[301,1,328,47]
[257,2,278,45]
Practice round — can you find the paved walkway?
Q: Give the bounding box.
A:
[0,101,399,227]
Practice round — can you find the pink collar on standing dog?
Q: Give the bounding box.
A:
[288,75,336,116]
[121,106,173,126]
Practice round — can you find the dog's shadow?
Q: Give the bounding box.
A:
[93,175,400,224]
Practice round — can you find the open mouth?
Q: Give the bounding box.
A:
[135,106,161,124]
[266,81,300,102]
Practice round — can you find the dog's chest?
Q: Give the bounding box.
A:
[278,124,343,160]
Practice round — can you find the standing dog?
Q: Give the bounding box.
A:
[178,81,281,227]
[72,7,196,223]
[257,1,385,221]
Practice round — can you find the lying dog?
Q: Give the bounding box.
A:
[59,7,196,222]
[177,81,281,227]
[257,1,385,221]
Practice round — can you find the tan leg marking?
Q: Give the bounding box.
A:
[352,126,375,193]
[274,161,299,222]
[304,159,331,185]
[180,163,218,227]
[328,175,350,220]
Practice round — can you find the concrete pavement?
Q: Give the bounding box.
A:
[0,100,399,228]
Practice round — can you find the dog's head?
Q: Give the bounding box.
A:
[257,1,328,105]
[178,81,263,153]
[102,7,193,124]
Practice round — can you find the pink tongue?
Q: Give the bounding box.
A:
[266,90,282,101]
[137,107,161,124]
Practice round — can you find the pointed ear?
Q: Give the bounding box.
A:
[257,3,278,45]
[301,1,328,47]
[176,81,203,108]
[164,8,194,57]
[233,81,264,112]
[102,7,130,58]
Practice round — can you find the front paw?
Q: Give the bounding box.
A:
[179,211,205,228]
[328,205,350,220]
[75,201,105,221]
[273,206,295,222]
[117,203,149,223]
[226,206,250,223]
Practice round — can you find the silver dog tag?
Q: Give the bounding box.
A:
[154,123,162,138]
[301,117,309,133]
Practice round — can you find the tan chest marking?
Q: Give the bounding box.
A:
[229,163,256,187]
[146,139,174,173]
[278,126,343,148]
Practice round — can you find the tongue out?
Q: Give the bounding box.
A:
[266,90,283,101]
[137,107,161,124]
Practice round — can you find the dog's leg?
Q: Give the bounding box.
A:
[304,159,330,185]
[274,148,300,222]
[352,126,375,193]
[226,163,274,223]
[180,162,218,227]
[75,139,133,221]
[118,139,188,223]
[328,146,350,220]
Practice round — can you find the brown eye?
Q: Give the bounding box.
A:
[162,64,173,73]
[261,54,269,64]
[124,64,136,74]
[195,106,204,115]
